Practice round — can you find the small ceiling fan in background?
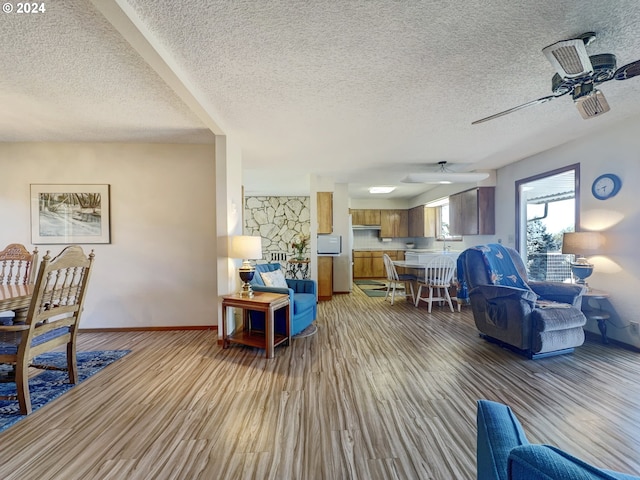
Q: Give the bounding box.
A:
[472,32,640,124]
[401,161,489,184]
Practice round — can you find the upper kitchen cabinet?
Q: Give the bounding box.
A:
[408,206,437,237]
[317,192,333,234]
[350,209,381,226]
[449,187,495,235]
[380,209,409,238]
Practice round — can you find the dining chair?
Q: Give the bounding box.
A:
[0,245,95,414]
[0,243,39,286]
[383,254,416,305]
[414,255,456,312]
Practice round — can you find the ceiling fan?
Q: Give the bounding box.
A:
[472,32,640,124]
[401,161,489,184]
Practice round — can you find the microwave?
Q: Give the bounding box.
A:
[317,234,342,255]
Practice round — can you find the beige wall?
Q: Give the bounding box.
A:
[0,142,218,329]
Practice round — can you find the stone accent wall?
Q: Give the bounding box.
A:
[244,196,310,264]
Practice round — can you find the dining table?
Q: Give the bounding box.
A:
[393,260,427,279]
[0,284,35,323]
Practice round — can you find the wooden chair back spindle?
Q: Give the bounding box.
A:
[0,244,39,286]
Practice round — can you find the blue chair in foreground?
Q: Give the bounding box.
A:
[250,263,317,336]
[477,399,640,480]
[458,244,586,359]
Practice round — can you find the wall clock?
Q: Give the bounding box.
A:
[591,173,622,200]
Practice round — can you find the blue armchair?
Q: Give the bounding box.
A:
[477,399,640,480]
[458,244,587,359]
[250,263,317,336]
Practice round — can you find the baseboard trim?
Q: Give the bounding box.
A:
[79,325,217,333]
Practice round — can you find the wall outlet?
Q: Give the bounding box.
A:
[631,322,639,335]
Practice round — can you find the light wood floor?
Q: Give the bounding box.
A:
[1,287,639,479]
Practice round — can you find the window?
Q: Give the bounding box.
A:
[427,198,462,241]
[516,164,580,281]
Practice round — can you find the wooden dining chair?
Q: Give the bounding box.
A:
[414,255,456,312]
[0,245,95,414]
[0,243,39,286]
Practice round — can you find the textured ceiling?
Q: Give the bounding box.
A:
[2,0,640,199]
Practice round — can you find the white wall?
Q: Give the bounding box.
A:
[0,142,218,329]
[496,116,640,348]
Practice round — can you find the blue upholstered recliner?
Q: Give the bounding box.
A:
[250,263,317,336]
[458,244,587,359]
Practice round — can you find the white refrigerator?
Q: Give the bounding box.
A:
[332,214,353,292]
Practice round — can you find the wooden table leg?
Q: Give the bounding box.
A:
[265,305,274,359]
[285,302,291,346]
[222,304,228,349]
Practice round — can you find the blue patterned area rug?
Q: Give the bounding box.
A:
[0,350,129,434]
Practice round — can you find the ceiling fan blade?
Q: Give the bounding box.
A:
[614,59,640,80]
[471,95,557,125]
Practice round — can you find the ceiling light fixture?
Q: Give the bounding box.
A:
[401,161,490,184]
[369,186,396,194]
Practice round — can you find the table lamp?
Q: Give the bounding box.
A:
[230,235,263,297]
[561,231,605,287]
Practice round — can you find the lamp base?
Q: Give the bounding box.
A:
[239,282,255,297]
[238,267,256,297]
[571,262,593,288]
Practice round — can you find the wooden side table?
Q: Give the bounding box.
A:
[581,289,610,344]
[221,292,290,359]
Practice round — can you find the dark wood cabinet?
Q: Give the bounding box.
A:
[380,210,408,238]
[408,206,437,237]
[449,187,495,235]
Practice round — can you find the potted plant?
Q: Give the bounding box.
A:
[291,234,309,260]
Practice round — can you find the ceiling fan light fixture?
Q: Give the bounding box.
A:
[401,162,490,184]
[575,89,610,119]
[368,186,396,194]
[401,173,489,184]
[543,39,593,78]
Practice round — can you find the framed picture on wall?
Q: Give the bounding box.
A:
[30,184,111,244]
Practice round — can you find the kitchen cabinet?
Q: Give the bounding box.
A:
[408,206,437,237]
[317,192,333,234]
[353,251,379,278]
[353,251,369,278]
[380,210,408,238]
[317,256,333,301]
[449,187,495,236]
[350,209,381,226]
[353,250,403,278]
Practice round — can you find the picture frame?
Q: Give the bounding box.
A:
[30,184,111,244]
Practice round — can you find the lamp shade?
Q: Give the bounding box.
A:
[230,235,262,260]
[561,231,605,256]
